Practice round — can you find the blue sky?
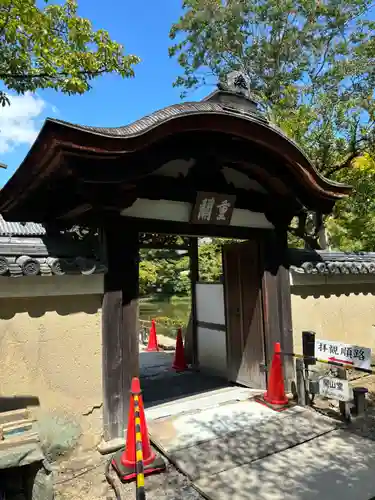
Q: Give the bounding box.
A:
[0,1,210,186]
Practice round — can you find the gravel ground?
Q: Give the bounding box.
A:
[311,371,375,429]
[54,450,203,500]
[54,347,220,500]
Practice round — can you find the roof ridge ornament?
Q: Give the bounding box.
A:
[207,70,266,120]
[218,71,251,98]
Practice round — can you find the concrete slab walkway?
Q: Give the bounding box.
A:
[193,428,375,500]
[148,391,375,500]
[146,386,260,421]
[148,399,337,481]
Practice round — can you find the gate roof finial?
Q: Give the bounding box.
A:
[218,71,251,98]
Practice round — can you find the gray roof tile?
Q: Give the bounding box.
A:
[288,249,375,275]
[0,215,46,236]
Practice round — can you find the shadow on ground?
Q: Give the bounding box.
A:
[149,400,375,500]
[139,351,228,408]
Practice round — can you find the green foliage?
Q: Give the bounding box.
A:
[0,0,139,105]
[326,154,375,251]
[154,315,185,332]
[139,248,190,296]
[198,238,225,282]
[170,0,373,107]
[169,1,375,250]
[139,260,158,296]
[139,239,239,297]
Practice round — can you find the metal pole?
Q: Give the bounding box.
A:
[134,394,146,500]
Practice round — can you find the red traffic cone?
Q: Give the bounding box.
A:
[172,328,188,372]
[111,377,166,481]
[263,342,288,407]
[146,319,159,352]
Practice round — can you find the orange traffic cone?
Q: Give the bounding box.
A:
[146,319,159,352]
[172,328,188,372]
[255,342,289,411]
[111,377,166,481]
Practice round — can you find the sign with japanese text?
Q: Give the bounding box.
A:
[315,339,371,370]
[190,192,236,225]
[318,376,352,402]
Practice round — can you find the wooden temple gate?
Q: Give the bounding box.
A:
[0,76,350,444]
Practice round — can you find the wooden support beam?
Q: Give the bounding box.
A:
[262,232,294,390]
[189,237,199,369]
[122,216,265,240]
[101,219,139,442]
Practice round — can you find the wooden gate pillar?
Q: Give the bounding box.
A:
[182,237,199,368]
[101,219,139,443]
[262,230,294,390]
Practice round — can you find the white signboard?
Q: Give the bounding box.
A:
[315,339,371,370]
[319,376,353,402]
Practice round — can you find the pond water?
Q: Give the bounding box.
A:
[139,295,191,337]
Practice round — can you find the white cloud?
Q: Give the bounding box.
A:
[0,92,48,154]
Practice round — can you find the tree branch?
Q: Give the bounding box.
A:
[312,32,335,81]
[287,226,321,250]
[323,151,359,178]
[0,68,109,80]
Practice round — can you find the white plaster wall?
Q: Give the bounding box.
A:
[196,283,227,377]
[197,326,227,377]
[121,199,274,229]
[196,283,225,325]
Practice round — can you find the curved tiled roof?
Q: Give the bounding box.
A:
[0,220,105,277]
[51,101,233,137]
[288,249,375,275]
[0,88,351,222]
[291,260,375,275]
[0,254,106,277]
[0,222,374,277]
[47,99,347,192]
[0,215,46,236]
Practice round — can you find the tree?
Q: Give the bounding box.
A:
[0,0,139,106]
[326,154,375,251]
[198,238,225,282]
[139,248,190,296]
[139,260,159,296]
[169,0,375,249]
[139,238,238,297]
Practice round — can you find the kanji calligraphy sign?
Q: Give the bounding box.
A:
[318,376,352,402]
[315,339,371,370]
[190,192,236,225]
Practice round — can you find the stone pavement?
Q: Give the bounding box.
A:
[194,428,375,500]
[147,391,375,500]
[47,353,375,499]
